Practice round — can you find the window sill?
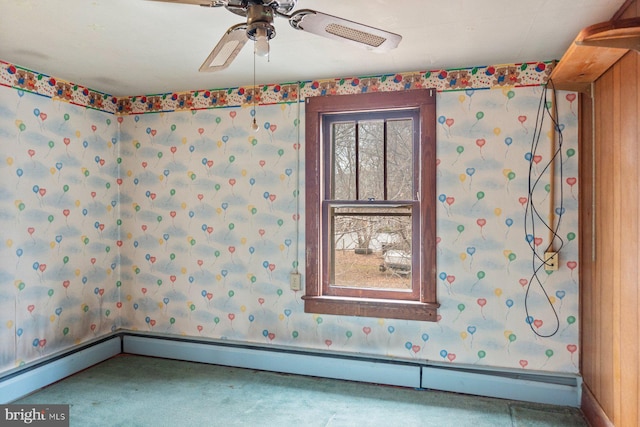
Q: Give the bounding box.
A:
[302,295,439,321]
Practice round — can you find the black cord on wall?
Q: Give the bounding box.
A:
[523,80,565,338]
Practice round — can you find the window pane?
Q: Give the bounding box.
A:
[332,122,356,200]
[358,120,384,201]
[386,119,414,201]
[330,207,412,290]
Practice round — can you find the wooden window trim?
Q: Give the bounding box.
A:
[303,89,439,321]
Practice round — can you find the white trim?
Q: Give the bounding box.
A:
[0,336,121,403]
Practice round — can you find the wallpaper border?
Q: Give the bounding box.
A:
[0,60,117,114]
[1,59,555,115]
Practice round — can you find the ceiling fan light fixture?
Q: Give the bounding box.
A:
[254,26,270,57]
[246,4,276,58]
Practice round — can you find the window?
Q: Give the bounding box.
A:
[303,90,438,321]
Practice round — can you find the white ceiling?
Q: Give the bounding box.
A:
[0,0,626,97]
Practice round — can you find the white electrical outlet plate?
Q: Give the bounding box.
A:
[544,251,559,271]
[290,273,302,291]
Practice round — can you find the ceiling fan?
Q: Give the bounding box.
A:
[150,0,402,72]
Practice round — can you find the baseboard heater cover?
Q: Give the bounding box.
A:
[0,336,121,403]
[1,332,581,408]
[123,334,580,407]
[421,365,580,407]
[122,335,421,389]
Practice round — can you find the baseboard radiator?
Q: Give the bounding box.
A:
[0,332,581,407]
[0,335,121,404]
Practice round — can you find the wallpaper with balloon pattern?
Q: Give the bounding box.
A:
[0,63,579,377]
[0,88,120,373]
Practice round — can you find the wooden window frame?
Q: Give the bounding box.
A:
[303,89,439,321]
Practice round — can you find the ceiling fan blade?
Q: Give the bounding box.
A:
[147,0,226,7]
[199,24,248,72]
[288,9,401,51]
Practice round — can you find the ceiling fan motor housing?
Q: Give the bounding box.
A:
[246,4,276,41]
